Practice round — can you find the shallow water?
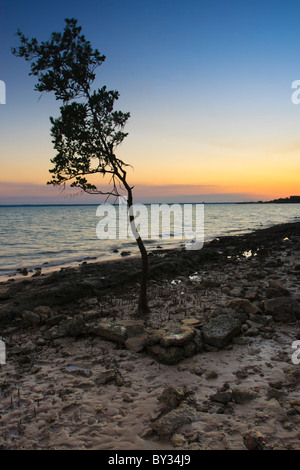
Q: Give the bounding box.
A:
[0,202,299,279]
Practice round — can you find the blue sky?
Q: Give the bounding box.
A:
[1,0,300,203]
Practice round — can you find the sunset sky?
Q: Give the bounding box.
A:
[1,0,300,204]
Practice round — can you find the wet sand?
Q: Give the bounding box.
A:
[0,221,300,450]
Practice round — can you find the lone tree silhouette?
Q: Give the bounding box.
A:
[12,18,150,314]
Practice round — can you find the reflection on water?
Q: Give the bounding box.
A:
[0,203,299,278]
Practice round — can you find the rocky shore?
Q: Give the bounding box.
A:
[0,221,300,450]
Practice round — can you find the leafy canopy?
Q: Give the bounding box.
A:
[12,18,131,195]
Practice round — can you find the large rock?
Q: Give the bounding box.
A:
[264,297,300,322]
[201,315,242,348]
[146,325,203,364]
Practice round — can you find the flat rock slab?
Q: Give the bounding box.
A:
[159,326,195,348]
[89,320,145,344]
[201,314,242,348]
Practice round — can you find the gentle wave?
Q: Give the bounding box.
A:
[0,203,299,279]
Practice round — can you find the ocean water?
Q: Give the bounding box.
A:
[0,203,299,280]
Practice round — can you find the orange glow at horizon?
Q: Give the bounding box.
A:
[1,132,299,202]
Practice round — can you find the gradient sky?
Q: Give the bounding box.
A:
[1,0,300,204]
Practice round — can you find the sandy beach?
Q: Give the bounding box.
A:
[0,221,300,450]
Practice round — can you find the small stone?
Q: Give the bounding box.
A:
[171,434,186,447]
[65,365,91,377]
[34,305,53,320]
[151,404,197,437]
[22,311,41,326]
[232,387,258,404]
[158,386,192,410]
[211,390,233,405]
[205,369,218,380]
[121,251,131,257]
[243,430,266,450]
[122,393,134,403]
[226,298,261,315]
[235,368,249,379]
[94,369,115,385]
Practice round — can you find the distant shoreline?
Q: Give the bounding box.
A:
[0,200,300,207]
[237,195,300,204]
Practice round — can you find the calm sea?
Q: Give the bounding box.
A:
[0,203,299,280]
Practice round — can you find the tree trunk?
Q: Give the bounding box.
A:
[126,188,150,314]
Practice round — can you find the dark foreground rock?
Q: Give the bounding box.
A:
[201,315,242,348]
[264,297,300,322]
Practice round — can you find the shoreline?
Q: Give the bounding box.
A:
[1,216,299,285]
[0,219,300,450]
